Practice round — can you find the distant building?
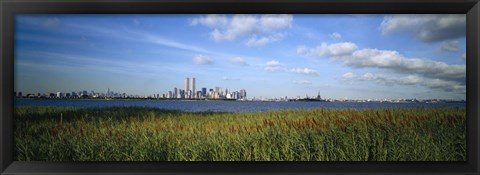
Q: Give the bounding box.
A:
[185,78,190,93]
[191,77,196,98]
[196,91,202,98]
[239,89,247,99]
[215,87,222,94]
[201,88,207,97]
[174,87,178,98]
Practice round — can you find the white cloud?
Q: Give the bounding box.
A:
[211,15,258,41]
[264,60,283,72]
[356,73,421,85]
[139,32,209,53]
[192,14,293,44]
[440,40,459,52]
[294,80,312,85]
[423,78,466,93]
[229,57,249,66]
[380,14,465,42]
[290,68,319,76]
[77,26,210,54]
[344,49,465,83]
[298,41,466,90]
[298,42,358,57]
[223,76,240,80]
[190,14,228,28]
[343,73,465,94]
[460,53,466,61]
[193,55,213,65]
[342,72,356,80]
[245,33,285,47]
[296,46,309,55]
[260,14,293,31]
[266,60,281,66]
[329,32,342,39]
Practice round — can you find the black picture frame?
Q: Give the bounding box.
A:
[1,0,479,174]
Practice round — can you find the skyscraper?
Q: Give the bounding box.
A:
[185,78,190,92]
[201,88,207,97]
[174,87,178,98]
[191,77,196,98]
[240,89,247,99]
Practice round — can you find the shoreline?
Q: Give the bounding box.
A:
[15,97,466,103]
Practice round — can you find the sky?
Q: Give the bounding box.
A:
[14,14,466,100]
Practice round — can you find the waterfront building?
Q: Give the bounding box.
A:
[174,87,178,98]
[240,89,247,99]
[215,87,222,94]
[191,77,196,98]
[185,78,190,93]
[202,88,207,97]
[196,91,202,98]
[176,88,182,99]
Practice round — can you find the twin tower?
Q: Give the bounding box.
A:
[184,77,196,95]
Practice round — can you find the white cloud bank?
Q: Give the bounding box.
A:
[191,14,293,46]
[380,14,465,43]
[297,42,358,57]
[299,41,466,94]
[299,42,465,84]
[342,72,465,94]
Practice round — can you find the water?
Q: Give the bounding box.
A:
[15,99,466,112]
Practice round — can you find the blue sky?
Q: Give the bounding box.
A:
[14,14,466,100]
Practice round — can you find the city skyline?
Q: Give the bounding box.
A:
[14,14,466,100]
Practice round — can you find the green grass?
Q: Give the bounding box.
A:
[14,106,466,161]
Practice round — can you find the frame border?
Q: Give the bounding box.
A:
[1,0,479,174]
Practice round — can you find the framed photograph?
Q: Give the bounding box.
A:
[1,0,479,174]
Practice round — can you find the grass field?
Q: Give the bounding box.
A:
[14,106,466,161]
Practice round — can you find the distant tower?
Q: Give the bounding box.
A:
[317,91,322,100]
[185,77,190,92]
[191,77,196,98]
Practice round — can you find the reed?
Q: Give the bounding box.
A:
[14,106,466,161]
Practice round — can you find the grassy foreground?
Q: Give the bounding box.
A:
[15,106,466,161]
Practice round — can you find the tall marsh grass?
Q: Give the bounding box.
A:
[14,106,466,161]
